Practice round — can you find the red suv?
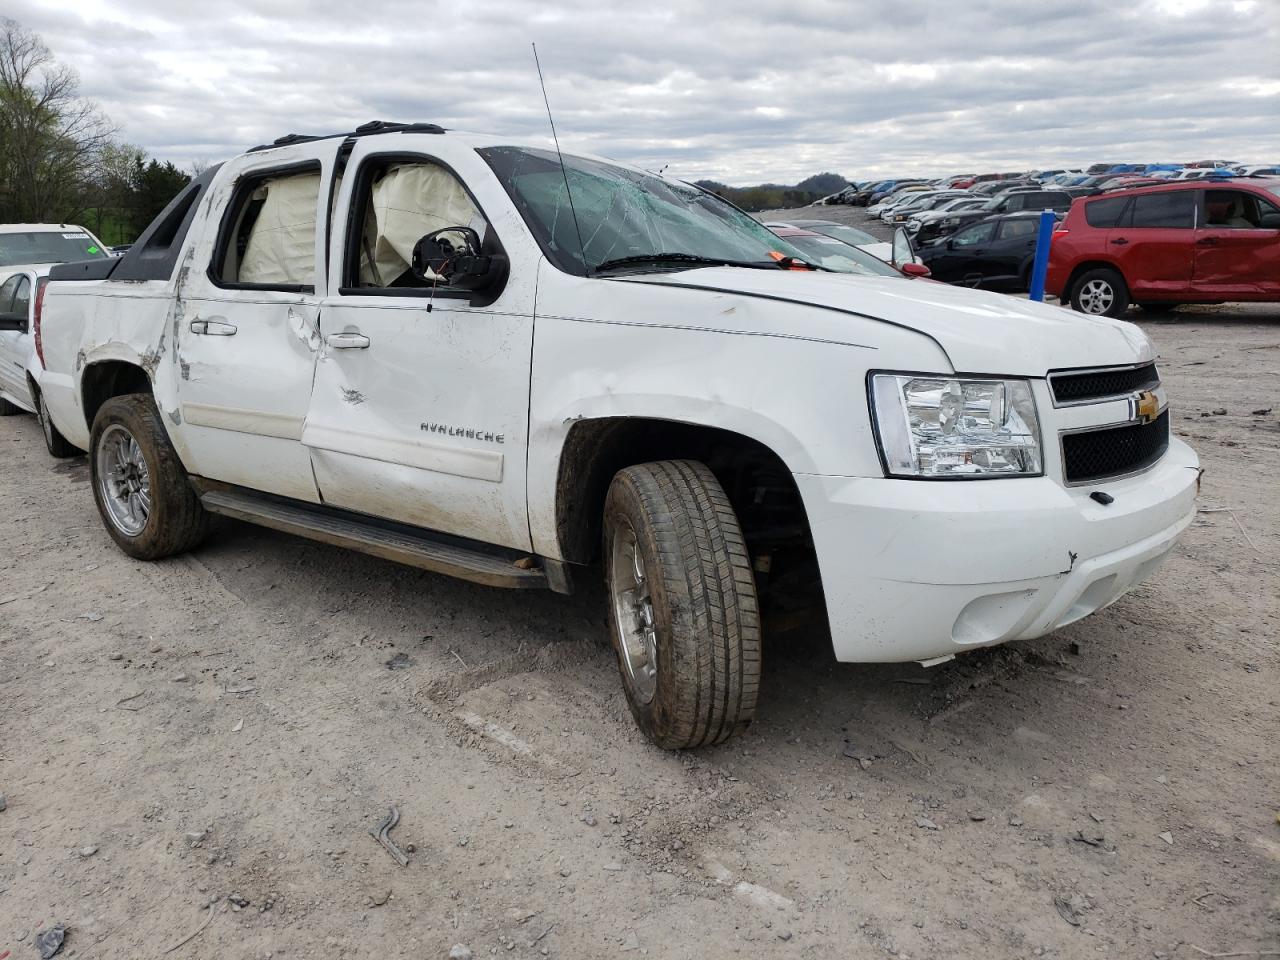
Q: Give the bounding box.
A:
[1046,179,1280,316]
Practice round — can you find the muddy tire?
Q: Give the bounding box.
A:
[89,393,208,560]
[603,460,761,749]
[1069,267,1130,318]
[34,385,80,458]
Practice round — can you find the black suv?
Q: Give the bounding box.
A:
[914,189,1072,242]
[918,211,1057,292]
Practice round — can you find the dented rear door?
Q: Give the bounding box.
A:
[173,145,341,502]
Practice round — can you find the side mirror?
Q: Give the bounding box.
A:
[410,226,507,292]
[0,311,26,332]
[891,226,915,269]
[900,262,931,278]
[946,238,956,250]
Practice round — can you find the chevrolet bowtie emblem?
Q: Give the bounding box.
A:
[1134,390,1160,424]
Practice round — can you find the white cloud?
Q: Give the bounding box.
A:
[6,0,1279,183]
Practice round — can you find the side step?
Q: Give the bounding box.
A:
[199,489,548,590]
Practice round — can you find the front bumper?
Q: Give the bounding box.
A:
[794,437,1199,663]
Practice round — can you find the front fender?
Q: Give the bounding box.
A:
[525,265,952,558]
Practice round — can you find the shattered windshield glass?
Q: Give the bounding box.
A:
[478,146,812,275]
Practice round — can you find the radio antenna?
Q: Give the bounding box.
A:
[532,43,589,276]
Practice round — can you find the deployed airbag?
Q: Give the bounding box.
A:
[362,164,483,285]
[239,173,321,285]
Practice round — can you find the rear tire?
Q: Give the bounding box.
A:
[35,386,80,458]
[89,393,208,560]
[1069,267,1130,318]
[603,460,761,750]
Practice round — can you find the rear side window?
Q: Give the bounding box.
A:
[1128,192,1195,229]
[953,221,996,246]
[1085,195,1129,228]
[998,218,1038,240]
[1203,189,1280,228]
[214,167,321,289]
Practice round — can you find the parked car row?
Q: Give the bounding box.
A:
[822,159,1280,209]
[2,122,1204,751]
[870,176,1280,314]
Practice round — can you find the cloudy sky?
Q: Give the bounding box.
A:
[8,0,1280,185]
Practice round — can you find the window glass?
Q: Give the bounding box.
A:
[11,276,31,318]
[0,275,18,311]
[216,170,321,287]
[952,222,996,246]
[348,161,489,291]
[1085,196,1129,228]
[772,235,898,277]
[1129,191,1195,228]
[0,231,107,267]
[998,218,1039,240]
[1203,190,1280,228]
[479,146,813,276]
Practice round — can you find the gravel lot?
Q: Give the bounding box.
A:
[1,235,1277,958]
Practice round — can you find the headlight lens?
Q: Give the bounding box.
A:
[871,374,1042,478]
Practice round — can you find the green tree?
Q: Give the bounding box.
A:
[0,17,115,222]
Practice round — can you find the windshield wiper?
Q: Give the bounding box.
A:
[593,253,784,273]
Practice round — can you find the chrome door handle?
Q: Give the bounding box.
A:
[325,331,370,350]
[190,318,237,336]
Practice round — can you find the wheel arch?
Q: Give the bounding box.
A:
[1063,259,1126,300]
[80,360,153,433]
[551,416,813,568]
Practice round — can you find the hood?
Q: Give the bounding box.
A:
[623,269,1153,376]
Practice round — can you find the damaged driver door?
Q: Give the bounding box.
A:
[303,141,536,551]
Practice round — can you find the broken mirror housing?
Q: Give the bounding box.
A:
[410,226,507,292]
[870,374,1042,478]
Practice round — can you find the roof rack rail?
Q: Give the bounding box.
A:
[247,121,446,153]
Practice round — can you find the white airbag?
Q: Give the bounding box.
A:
[363,164,482,284]
[239,173,321,285]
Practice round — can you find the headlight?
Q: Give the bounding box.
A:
[870,374,1042,478]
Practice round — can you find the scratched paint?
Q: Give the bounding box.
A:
[341,387,366,405]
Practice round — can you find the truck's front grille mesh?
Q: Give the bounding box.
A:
[1050,363,1159,404]
[1062,411,1169,484]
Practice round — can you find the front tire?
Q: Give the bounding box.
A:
[1069,267,1130,318]
[603,460,761,750]
[89,394,208,560]
[35,386,80,458]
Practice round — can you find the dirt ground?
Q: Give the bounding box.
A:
[1,228,1277,958]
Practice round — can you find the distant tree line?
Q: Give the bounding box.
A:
[694,172,848,212]
[0,18,191,244]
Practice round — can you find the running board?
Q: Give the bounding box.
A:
[198,489,548,590]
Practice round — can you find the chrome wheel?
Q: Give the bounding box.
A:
[96,424,151,536]
[1078,278,1115,315]
[610,520,658,704]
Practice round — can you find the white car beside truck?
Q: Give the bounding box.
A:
[33,121,1200,749]
[0,224,110,454]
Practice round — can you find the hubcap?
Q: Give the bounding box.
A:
[1078,278,1115,315]
[96,424,152,536]
[609,521,658,703]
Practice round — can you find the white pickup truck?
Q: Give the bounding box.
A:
[36,121,1199,749]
